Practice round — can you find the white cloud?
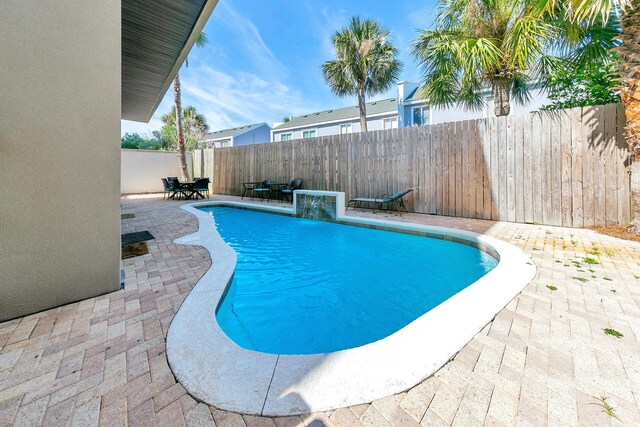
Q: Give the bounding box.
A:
[303,2,349,60]
[214,1,287,79]
[181,65,319,130]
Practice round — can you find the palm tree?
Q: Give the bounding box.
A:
[411,0,618,117]
[540,0,640,229]
[322,17,402,132]
[161,105,209,150]
[173,32,208,180]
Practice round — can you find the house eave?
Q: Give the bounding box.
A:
[121,0,219,123]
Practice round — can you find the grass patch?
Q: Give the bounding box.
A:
[555,260,563,264]
[546,285,558,291]
[603,277,612,281]
[603,328,623,338]
[583,257,599,265]
[573,277,588,282]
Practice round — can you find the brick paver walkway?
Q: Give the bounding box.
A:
[1,194,639,426]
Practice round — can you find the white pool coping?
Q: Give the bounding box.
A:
[166,201,536,416]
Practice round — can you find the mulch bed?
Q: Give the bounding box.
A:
[592,225,640,242]
[121,241,150,259]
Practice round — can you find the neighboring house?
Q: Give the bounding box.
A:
[397,81,550,127]
[201,122,271,148]
[271,82,550,141]
[1,0,218,321]
[271,98,399,142]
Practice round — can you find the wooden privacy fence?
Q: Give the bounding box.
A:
[195,104,630,228]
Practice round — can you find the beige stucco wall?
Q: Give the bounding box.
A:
[121,149,193,194]
[0,0,122,321]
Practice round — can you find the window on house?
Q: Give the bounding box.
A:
[383,117,398,130]
[303,130,317,139]
[412,107,431,126]
[339,123,352,134]
[214,140,231,148]
[281,133,292,141]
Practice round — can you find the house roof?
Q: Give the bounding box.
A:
[121,0,219,122]
[404,87,421,102]
[273,98,397,131]
[202,122,270,141]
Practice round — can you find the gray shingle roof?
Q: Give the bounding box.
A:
[404,87,421,102]
[202,122,269,141]
[273,98,397,131]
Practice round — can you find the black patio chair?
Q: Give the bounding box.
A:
[193,178,210,199]
[250,180,272,201]
[347,189,413,217]
[161,178,172,200]
[280,178,303,202]
[167,177,186,200]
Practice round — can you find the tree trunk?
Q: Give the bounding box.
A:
[492,78,511,117]
[173,73,190,181]
[357,83,367,132]
[618,1,640,231]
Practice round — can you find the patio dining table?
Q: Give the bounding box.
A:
[241,181,260,199]
[172,181,205,200]
[269,182,289,202]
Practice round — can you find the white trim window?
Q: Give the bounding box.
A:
[412,106,431,126]
[339,123,352,134]
[214,140,232,148]
[383,117,398,130]
[281,133,292,141]
[303,129,317,139]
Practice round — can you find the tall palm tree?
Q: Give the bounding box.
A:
[412,0,618,117]
[540,0,640,229]
[173,32,208,180]
[322,17,402,132]
[161,105,209,142]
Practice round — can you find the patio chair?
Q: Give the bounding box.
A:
[347,189,413,217]
[250,180,272,201]
[167,177,186,200]
[193,178,210,199]
[161,178,172,200]
[280,178,302,202]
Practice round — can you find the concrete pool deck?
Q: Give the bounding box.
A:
[167,201,536,416]
[0,194,639,426]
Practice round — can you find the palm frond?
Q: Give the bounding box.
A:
[511,72,533,104]
[322,17,402,99]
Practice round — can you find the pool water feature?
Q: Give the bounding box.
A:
[203,207,498,355]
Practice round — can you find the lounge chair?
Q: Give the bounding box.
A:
[280,178,302,202]
[347,189,413,216]
[250,180,272,201]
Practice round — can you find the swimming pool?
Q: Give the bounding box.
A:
[167,201,535,415]
[202,207,498,355]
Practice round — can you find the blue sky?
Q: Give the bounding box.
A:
[121,0,438,136]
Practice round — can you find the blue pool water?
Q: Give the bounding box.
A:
[201,207,498,355]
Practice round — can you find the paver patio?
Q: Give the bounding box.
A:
[1,194,640,426]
